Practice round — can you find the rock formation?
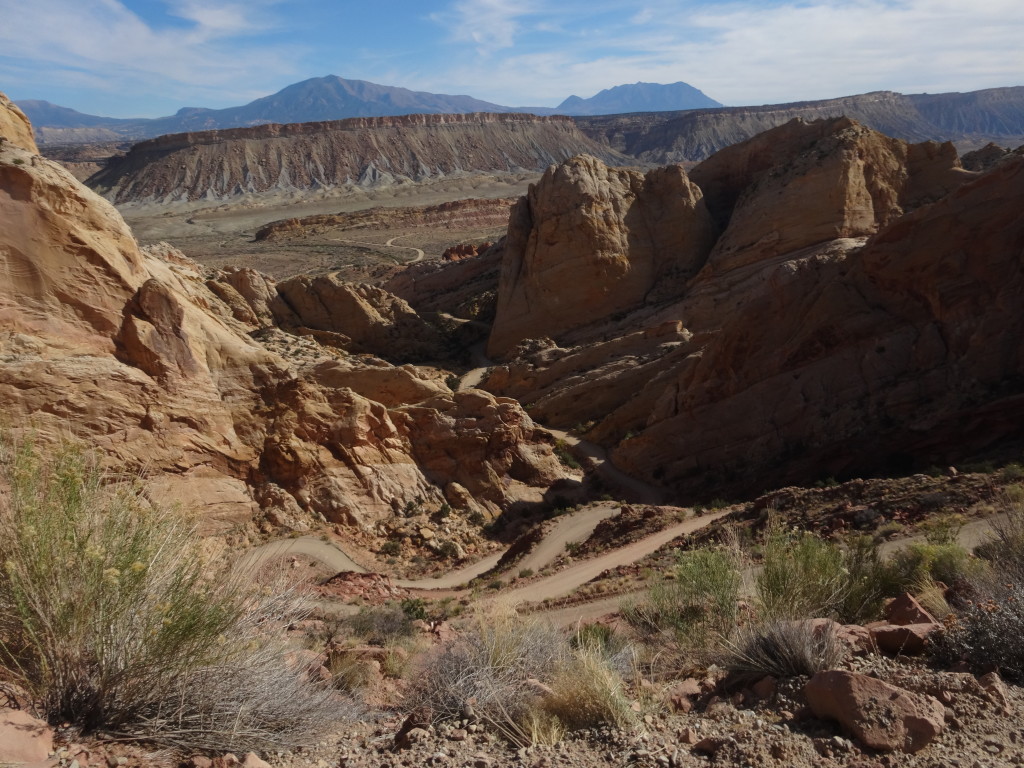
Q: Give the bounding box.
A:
[575,86,1024,164]
[487,155,716,357]
[0,94,567,536]
[476,117,1024,499]
[0,92,38,154]
[87,113,631,203]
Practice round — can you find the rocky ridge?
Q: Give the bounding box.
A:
[575,86,1024,163]
[0,95,568,540]
[87,113,631,203]
[420,116,1024,499]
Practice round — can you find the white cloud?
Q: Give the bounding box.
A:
[428,0,1024,106]
[0,0,303,114]
[432,0,540,52]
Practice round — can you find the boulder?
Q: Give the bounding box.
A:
[805,670,944,753]
[870,623,941,655]
[884,593,938,626]
[0,92,38,153]
[0,708,53,763]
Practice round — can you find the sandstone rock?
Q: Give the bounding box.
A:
[272,275,444,362]
[885,593,938,626]
[0,708,53,763]
[805,670,944,753]
[0,92,38,153]
[0,95,566,544]
[488,154,716,356]
[870,623,940,655]
[241,754,272,768]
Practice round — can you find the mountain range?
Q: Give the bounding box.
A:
[16,76,722,144]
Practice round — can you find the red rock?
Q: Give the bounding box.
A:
[884,593,938,626]
[0,708,53,764]
[752,675,778,700]
[870,623,940,655]
[805,670,944,753]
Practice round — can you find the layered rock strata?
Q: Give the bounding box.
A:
[0,96,566,535]
[478,117,1024,498]
[88,113,631,203]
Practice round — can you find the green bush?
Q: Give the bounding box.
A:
[623,547,741,647]
[0,441,341,751]
[553,440,581,470]
[757,528,847,620]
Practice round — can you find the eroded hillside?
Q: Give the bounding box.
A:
[88,113,631,204]
[0,92,569,550]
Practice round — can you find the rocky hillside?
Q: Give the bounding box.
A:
[394,116,1024,500]
[88,113,630,203]
[0,92,568,539]
[576,87,1024,162]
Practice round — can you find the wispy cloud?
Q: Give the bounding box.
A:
[432,0,540,52]
[426,0,1024,106]
[0,0,303,114]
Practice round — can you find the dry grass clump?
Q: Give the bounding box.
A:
[408,606,636,746]
[0,440,346,751]
[721,619,848,680]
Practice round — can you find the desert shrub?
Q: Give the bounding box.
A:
[920,512,966,545]
[348,604,414,645]
[757,528,847,620]
[571,622,626,657]
[408,609,565,744]
[930,584,1024,682]
[974,488,1024,583]
[834,535,899,624]
[0,440,342,751]
[721,619,848,680]
[553,440,581,470]
[408,609,634,746]
[400,597,428,621]
[623,547,741,647]
[541,644,637,731]
[886,542,976,595]
[379,540,401,556]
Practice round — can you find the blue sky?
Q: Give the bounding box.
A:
[0,0,1022,117]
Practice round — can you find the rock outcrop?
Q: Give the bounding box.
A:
[477,117,1024,499]
[0,94,566,536]
[0,92,38,154]
[88,113,630,203]
[487,155,716,357]
[270,275,446,362]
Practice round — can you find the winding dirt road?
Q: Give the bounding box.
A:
[327,235,424,264]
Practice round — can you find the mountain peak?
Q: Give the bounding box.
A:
[556,81,722,115]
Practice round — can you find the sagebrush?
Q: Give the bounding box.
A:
[0,440,345,750]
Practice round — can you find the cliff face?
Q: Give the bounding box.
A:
[0,95,567,534]
[481,117,1024,498]
[487,155,716,357]
[88,113,631,203]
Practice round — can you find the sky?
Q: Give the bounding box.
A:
[0,0,1022,118]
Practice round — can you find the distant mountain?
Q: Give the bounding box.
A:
[15,100,138,128]
[18,76,723,144]
[555,82,722,116]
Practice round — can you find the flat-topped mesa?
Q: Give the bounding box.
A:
[87,112,630,203]
[487,154,717,357]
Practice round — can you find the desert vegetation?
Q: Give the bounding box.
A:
[0,440,348,751]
